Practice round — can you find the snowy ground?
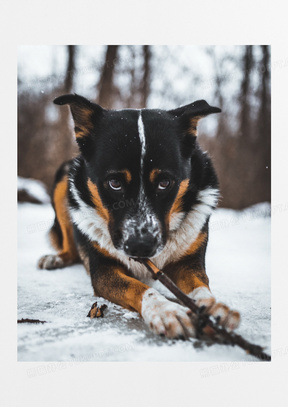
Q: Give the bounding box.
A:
[18,202,270,362]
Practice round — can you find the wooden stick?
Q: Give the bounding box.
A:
[17,318,47,324]
[135,258,271,361]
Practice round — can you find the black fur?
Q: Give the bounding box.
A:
[53,95,220,260]
[47,94,221,302]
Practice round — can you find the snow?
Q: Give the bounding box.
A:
[18,176,50,204]
[18,202,270,362]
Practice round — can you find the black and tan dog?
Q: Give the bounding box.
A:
[38,94,240,338]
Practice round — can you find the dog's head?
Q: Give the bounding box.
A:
[54,94,220,258]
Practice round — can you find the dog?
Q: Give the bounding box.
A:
[38,94,240,339]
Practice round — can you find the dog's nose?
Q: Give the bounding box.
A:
[124,234,158,258]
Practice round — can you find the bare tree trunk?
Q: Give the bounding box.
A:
[140,45,151,107]
[55,45,78,183]
[258,46,270,140]
[239,45,253,139]
[97,46,119,108]
[200,45,270,209]
[127,46,137,107]
[256,45,271,202]
[205,47,225,138]
[64,45,76,93]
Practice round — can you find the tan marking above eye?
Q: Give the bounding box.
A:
[149,169,161,183]
[107,169,132,184]
[87,178,110,222]
[121,169,132,183]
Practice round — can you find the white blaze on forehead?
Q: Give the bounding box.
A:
[120,110,161,241]
[137,111,146,173]
[137,110,147,207]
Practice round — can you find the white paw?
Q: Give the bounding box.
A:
[141,288,196,338]
[189,287,240,331]
[38,254,65,270]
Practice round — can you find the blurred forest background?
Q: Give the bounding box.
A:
[18,45,270,209]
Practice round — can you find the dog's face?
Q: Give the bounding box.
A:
[54,94,220,258]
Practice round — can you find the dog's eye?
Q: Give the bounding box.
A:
[158,179,170,190]
[108,179,122,191]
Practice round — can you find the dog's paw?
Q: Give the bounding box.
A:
[141,288,196,339]
[189,287,240,331]
[38,254,65,270]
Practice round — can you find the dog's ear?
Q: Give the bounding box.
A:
[54,94,105,139]
[168,100,221,137]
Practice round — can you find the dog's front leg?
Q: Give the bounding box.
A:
[163,259,240,331]
[89,257,195,339]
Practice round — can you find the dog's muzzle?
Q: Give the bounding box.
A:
[121,212,162,258]
[124,232,158,258]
